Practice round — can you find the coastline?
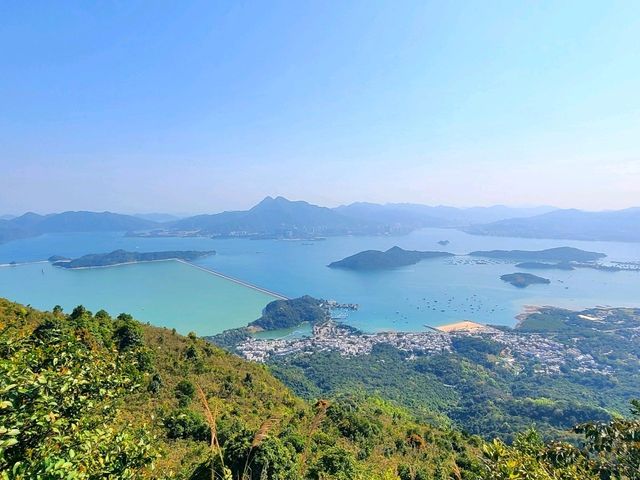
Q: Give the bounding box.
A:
[54,258,179,270]
[515,304,545,325]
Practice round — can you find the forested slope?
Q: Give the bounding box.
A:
[1,298,638,479]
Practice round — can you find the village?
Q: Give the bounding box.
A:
[235,319,609,376]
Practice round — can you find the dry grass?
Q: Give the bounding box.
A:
[251,416,280,448]
[299,399,330,476]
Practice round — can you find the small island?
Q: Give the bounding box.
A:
[328,246,454,270]
[515,261,575,270]
[437,240,450,246]
[500,272,551,288]
[249,295,328,331]
[52,249,215,269]
[470,246,605,262]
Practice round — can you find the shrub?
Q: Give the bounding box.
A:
[175,379,195,407]
[163,410,209,441]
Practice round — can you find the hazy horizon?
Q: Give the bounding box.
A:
[1,194,636,218]
[2,2,639,213]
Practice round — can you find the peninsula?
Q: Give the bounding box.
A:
[515,261,575,270]
[470,246,605,262]
[209,295,345,350]
[249,295,328,331]
[500,272,551,288]
[328,246,454,270]
[52,249,215,269]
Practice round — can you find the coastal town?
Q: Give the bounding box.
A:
[235,319,609,376]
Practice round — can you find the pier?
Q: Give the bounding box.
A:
[177,260,289,300]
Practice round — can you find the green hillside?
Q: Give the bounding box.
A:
[0,298,482,479]
[2,298,638,479]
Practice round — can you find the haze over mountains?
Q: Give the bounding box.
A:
[1,196,639,244]
[465,208,640,243]
[153,197,561,238]
[0,211,155,244]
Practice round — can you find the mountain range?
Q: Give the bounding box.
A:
[165,197,559,238]
[1,197,639,244]
[169,196,366,237]
[464,207,640,242]
[0,211,156,244]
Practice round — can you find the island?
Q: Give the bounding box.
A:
[500,272,551,288]
[328,246,454,270]
[51,249,215,269]
[470,246,605,262]
[437,240,450,246]
[515,261,575,270]
[249,295,328,331]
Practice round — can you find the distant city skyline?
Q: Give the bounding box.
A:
[2,1,639,214]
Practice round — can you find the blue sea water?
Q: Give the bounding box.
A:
[1,228,639,336]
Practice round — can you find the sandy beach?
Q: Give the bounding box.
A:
[435,320,488,333]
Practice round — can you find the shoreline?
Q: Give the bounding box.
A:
[54,258,184,270]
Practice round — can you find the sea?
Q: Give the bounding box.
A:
[1,228,639,336]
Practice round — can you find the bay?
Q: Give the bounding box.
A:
[1,228,639,335]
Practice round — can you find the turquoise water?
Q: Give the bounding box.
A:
[1,228,639,335]
[0,260,275,335]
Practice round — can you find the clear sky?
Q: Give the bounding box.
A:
[1,1,639,214]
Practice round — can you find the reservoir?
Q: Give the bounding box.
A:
[0,259,276,335]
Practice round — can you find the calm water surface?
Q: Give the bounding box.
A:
[1,228,639,335]
[0,260,275,335]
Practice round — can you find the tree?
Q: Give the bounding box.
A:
[309,446,359,480]
[113,314,144,351]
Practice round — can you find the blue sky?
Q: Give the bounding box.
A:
[1,1,639,214]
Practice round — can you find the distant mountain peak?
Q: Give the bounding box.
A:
[253,195,292,207]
